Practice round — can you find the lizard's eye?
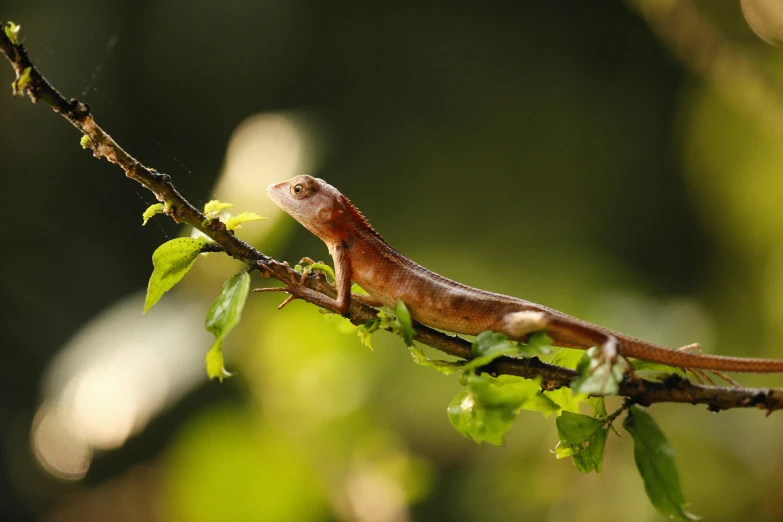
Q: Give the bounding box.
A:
[291,176,318,199]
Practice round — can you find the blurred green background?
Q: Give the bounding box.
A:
[3,1,783,521]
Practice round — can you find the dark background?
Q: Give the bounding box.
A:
[3,1,783,521]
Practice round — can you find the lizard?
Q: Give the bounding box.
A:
[265,174,783,375]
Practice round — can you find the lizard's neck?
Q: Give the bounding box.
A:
[339,194,388,244]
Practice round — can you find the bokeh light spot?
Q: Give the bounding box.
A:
[742,0,783,44]
[31,403,92,481]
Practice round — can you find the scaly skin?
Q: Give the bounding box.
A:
[268,175,783,373]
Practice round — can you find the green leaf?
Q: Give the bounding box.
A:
[462,330,553,371]
[142,203,164,225]
[471,331,509,357]
[554,441,575,459]
[408,345,462,375]
[519,330,554,356]
[448,374,541,445]
[321,311,359,334]
[588,397,622,437]
[144,237,212,314]
[357,319,380,350]
[518,387,561,415]
[205,272,251,338]
[204,272,251,381]
[449,388,515,446]
[5,22,20,45]
[205,340,230,382]
[549,347,585,369]
[555,411,608,474]
[302,262,335,283]
[570,348,625,396]
[589,427,609,474]
[630,359,687,375]
[204,199,234,217]
[556,411,603,446]
[395,301,415,347]
[12,66,31,95]
[568,427,608,474]
[80,134,91,149]
[351,283,370,295]
[225,211,266,231]
[624,405,700,521]
[463,331,518,371]
[18,66,31,90]
[544,386,586,414]
[375,309,396,330]
[588,396,607,418]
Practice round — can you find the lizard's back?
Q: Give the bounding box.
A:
[346,228,662,352]
[347,229,558,334]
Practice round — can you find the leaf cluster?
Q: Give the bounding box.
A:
[143,200,263,380]
[354,306,698,520]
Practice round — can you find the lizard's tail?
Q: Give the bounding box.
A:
[618,336,783,373]
[519,312,783,373]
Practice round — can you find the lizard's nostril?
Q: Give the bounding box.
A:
[267,182,285,193]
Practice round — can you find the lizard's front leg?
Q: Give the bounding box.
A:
[257,247,380,316]
[297,256,383,309]
[329,243,353,316]
[282,243,353,315]
[255,261,345,312]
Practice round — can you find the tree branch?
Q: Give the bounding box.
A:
[3,22,781,413]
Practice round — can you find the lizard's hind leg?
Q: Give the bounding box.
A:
[589,334,634,382]
[676,343,712,385]
[677,343,740,387]
[504,312,633,391]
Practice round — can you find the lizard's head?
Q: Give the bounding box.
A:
[267,175,352,243]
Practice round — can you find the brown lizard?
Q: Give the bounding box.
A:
[266,174,783,374]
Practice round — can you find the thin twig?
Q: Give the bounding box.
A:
[2,22,781,413]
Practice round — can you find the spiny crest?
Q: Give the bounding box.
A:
[340,194,384,240]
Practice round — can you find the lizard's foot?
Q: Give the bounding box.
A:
[254,286,298,310]
[257,260,347,314]
[675,343,712,385]
[588,337,634,390]
[676,343,740,387]
[253,263,309,310]
[590,337,629,371]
